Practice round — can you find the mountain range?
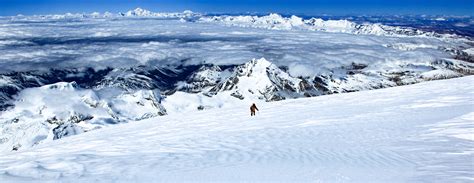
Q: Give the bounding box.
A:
[0,8,473,152]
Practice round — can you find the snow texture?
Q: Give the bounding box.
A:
[0,9,473,179]
[0,82,166,152]
[1,9,473,150]
[0,76,473,182]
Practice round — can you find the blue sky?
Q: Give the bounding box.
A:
[0,0,472,16]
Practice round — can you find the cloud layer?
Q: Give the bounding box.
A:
[0,16,470,77]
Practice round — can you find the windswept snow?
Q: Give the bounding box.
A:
[1,55,472,151]
[0,76,473,182]
[0,11,472,152]
[0,9,473,181]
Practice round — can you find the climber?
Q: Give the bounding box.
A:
[250,103,259,116]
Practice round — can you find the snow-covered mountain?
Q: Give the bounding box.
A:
[180,58,318,101]
[125,9,470,39]
[179,57,473,100]
[5,8,470,39]
[1,76,472,182]
[7,8,199,20]
[0,81,167,152]
[1,55,473,151]
[124,8,156,17]
[197,13,466,39]
[0,8,473,152]
[121,8,199,19]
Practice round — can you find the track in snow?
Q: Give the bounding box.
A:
[0,76,473,182]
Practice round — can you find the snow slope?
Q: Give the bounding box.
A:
[1,76,473,182]
[3,56,470,152]
[0,82,167,152]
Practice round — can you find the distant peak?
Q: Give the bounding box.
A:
[43,81,79,91]
[267,13,283,18]
[183,10,194,14]
[236,58,275,76]
[250,57,272,66]
[126,7,153,16]
[132,7,147,12]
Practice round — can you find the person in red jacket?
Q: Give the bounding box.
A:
[250,103,259,116]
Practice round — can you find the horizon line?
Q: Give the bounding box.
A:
[2,7,473,17]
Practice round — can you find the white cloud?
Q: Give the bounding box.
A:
[0,16,469,77]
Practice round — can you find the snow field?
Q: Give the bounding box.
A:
[0,76,473,182]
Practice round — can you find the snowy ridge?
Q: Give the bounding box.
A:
[1,8,473,152]
[121,8,199,19]
[4,8,468,39]
[206,58,312,101]
[8,8,199,21]
[0,76,472,182]
[1,57,473,151]
[174,57,473,103]
[0,82,166,152]
[198,13,462,38]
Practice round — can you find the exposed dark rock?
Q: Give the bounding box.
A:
[52,123,84,140]
[12,144,21,151]
[231,92,245,100]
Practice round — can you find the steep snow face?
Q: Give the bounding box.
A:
[208,58,308,101]
[0,76,472,182]
[0,82,166,152]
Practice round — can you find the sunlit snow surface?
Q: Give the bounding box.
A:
[0,11,473,182]
[0,76,473,182]
[0,15,469,76]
